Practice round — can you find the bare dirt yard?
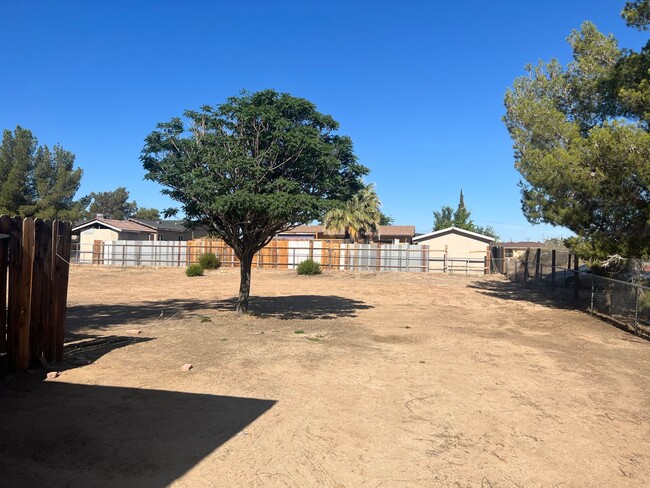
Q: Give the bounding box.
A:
[1,266,650,487]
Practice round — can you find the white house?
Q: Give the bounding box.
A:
[413,226,495,274]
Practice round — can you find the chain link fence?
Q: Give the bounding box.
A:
[491,250,650,340]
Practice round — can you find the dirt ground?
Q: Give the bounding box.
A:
[1,266,650,487]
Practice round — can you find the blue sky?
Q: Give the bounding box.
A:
[1,1,647,241]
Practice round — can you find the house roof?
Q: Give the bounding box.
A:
[129,219,190,232]
[412,226,496,243]
[72,218,153,234]
[281,224,415,237]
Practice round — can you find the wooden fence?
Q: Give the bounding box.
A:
[0,217,71,377]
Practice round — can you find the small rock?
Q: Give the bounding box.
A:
[46,371,60,380]
[181,363,193,372]
[126,329,142,335]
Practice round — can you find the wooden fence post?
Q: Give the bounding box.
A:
[52,221,71,362]
[29,219,53,366]
[0,216,10,376]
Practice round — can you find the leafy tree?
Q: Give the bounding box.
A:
[378,212,394,225]
[324,183,381,242]
[432,205,454,230]
[132,207,161,220]
[141,89,367,313]
[503,8,650,259]
[86,187,138,220]
[433,190,499,239]
[0,126,84,219]
[622,0,650,29]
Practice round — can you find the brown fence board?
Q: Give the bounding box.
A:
[14,218,35,369]
[0,216,10,376]
[52,221,71,362]
[0,217,71,374]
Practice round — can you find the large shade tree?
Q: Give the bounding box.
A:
[503,4,650,259]
[142,90,367,313]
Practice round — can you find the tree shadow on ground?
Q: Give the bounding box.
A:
[66,295,372,331]
[467,278,586,311]
[216,295,373,320]
[0,379,275,487]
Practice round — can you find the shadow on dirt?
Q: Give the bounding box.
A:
[0,380,275,487]
[467,278,583,311]
[66,295,372,330]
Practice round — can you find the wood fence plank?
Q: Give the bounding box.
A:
[0,215,10,376]
[52,221,71,362]
[29,219,52,366]
[7,216,22,371]
[14,218,34,370]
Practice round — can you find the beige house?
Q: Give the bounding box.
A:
[413,226,495,274]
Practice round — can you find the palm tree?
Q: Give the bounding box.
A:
[324,184,382,242]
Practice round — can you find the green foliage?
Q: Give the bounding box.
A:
[198,252,221,269]
[132,207,161,220]
[294,329,305,334]
[323,183,381,241]
[378,212,394,225]
[0,126,84,219]
[86,187,138,220]
[297,259,322,275]
[433,190,499,239]
[185,263,204,277]
[622,1,650,29]
[503,15,650,259]
[142,89,367,313]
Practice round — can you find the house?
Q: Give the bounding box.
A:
[497,241,545,258]
[277,224,416,243]
[72,217,209,243]
[412,226,495,273]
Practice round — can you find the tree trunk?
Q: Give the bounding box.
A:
[236,251,254,314]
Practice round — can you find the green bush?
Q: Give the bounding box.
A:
[186,263,204,277]
[297,259,322,275]
[198,252,221,270]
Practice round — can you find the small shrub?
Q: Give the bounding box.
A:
[297,259,322,275]
[198,252,221,270]
[294,329,305,334]
[186,264,204,277]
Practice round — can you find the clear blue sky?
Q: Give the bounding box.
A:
[1,1,647,241]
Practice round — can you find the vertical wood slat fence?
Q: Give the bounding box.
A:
[0,217,71,377]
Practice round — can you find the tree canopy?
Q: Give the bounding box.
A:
[0,126,84,219]
[141,89,368,312]
[433,190,498,239]
[85,186,138,220]
[323,183,382,242]
[503,6,650,259]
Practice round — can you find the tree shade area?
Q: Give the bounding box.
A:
[504,4,650,259]
[141,89,368,313]
[0,126,84,219]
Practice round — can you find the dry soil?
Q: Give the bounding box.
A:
[1,266,649,487]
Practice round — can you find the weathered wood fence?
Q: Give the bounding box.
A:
[0,217,71,377]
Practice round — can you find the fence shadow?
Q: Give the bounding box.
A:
[66,295,372,330]
[0,380,275,487]
[467,278,580,310]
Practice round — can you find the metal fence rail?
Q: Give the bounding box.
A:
[72,240,431,273]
